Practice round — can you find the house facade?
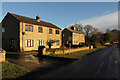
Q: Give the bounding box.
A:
[62,26,85,46]
[2,12,61,52]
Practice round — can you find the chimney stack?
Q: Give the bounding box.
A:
[71,26,75,31]
[36,15,40,22]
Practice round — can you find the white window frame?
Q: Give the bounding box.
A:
[25,39,34,47]
[38,39,44,46]
[55,40,59,46]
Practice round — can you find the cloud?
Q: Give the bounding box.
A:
[77,11,118,32]
[66,11,118,32]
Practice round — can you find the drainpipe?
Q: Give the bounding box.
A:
[22,22,23,52]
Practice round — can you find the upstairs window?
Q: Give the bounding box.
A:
[2,27,5,32]
[63,34,64,37]
[73,34,75,37]
[80,34,82,37]
[38,27,43,33]
[25,25,33,32]
[49,29,52,34]
[56,30,59,34]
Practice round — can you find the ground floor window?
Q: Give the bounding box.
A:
[38,39,44,46]
[25,39,33,47]
[55,40,59,46]
[76,40,78,43]
[80,40,83,42]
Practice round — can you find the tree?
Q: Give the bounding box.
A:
[74,23,83,33]
[47,40,59,49]
[83,25,93,38]
[103,33,111,43]
[83,25,99,45]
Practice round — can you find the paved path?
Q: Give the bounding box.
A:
[20,44,119,79]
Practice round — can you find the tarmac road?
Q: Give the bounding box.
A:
[39,44,119,79]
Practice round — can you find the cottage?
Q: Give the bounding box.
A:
[62,26,85,46]
[2,12,61,52]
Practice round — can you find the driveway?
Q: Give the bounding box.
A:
[6,52,76,71]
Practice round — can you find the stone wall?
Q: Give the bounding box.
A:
[0,49,6,62]
[43,46,93,55]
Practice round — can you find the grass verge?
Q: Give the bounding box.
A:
[2,61,30,79]
[47,46,107,59]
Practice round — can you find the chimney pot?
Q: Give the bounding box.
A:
[71,26,75,31]
[36,15,40,22]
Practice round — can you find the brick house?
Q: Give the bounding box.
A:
[2,12,61,52]
[62,26,85,46]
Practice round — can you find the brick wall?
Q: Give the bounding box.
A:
[44,46,93,55]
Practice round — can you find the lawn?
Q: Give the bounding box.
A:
[47,46,107,59]
[2,61,30,79]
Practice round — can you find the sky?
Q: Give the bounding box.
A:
[1,2,118,32]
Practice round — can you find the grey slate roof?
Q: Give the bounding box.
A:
[65,28,83,34]
[8,12,61,29]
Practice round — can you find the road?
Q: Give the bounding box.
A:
[39,44,119,79]
[19,44,119,79]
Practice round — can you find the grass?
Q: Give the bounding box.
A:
[2,61,30,79]
[47,46,107,59]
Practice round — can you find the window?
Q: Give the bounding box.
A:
[55,40,59,46]
[74,40,75,43]
[76,40,78,43]
[56,30,59,34]
[49,29,52,34]
[63,34,64,37]
[2,27,5,32]
[81,40,82,42]
[38,27,43,33]
[76,34,78,37]
[38,39,44,46]
[25,25,33,32]
[80,34,82,37]
[25,39,33,47]
[74,34,75,37]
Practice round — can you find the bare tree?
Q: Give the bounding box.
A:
[83,25,93,37]
[83,25,99,45]
[47,39,59,49]
[74,23,83,33]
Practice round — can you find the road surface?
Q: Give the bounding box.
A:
[20,44,119,79]
[40,44,119,78]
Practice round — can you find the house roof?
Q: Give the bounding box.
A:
[8,12,61,30]
[65,28,83,34]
